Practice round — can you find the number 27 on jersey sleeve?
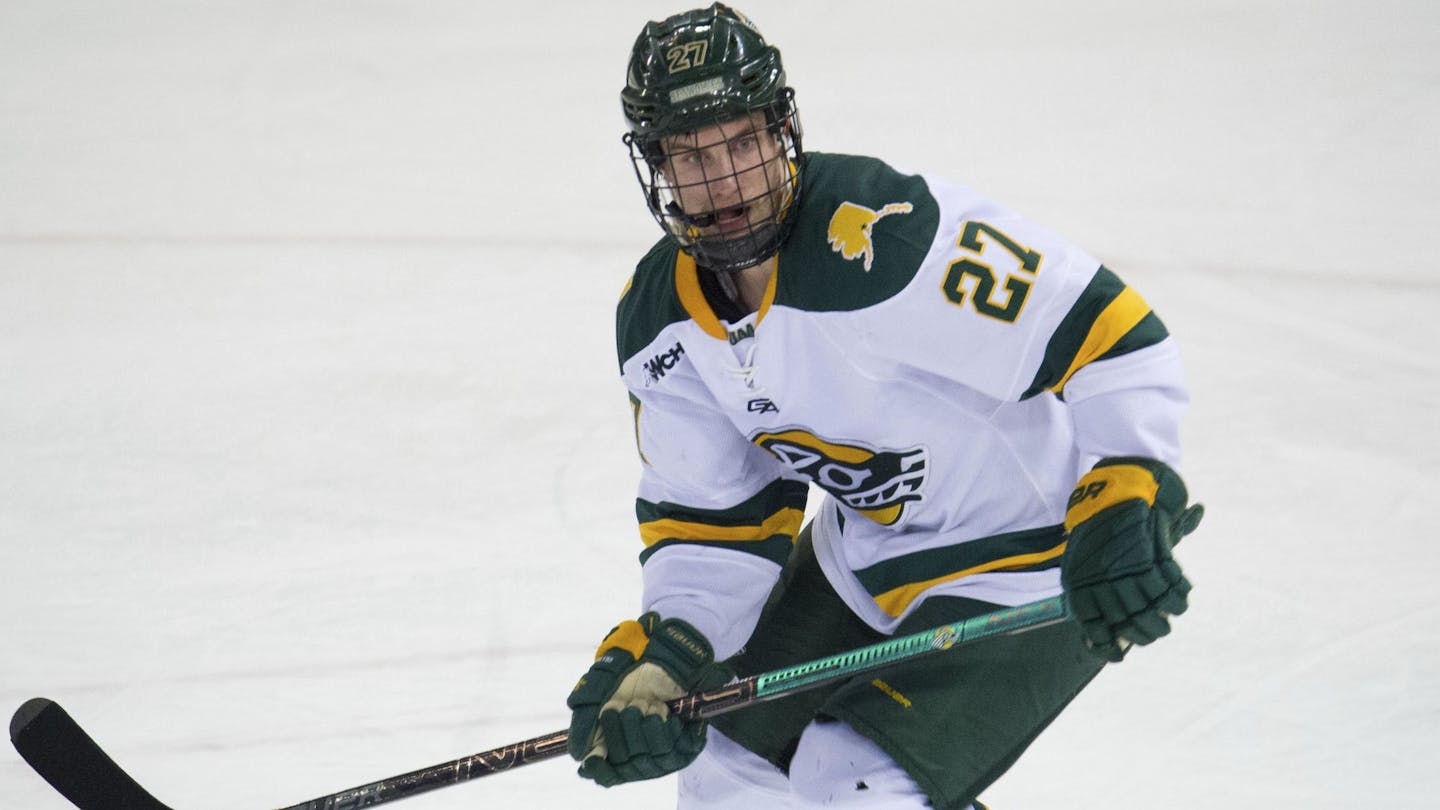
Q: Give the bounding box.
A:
[940,221,1043,323]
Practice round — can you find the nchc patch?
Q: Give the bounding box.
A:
[643,341,686,385]
[750,428,927,525]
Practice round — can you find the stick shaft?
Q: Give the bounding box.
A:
[280,595,1069,808]
[276,731,569,810]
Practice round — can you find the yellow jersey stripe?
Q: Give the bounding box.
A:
[639,507,805,548]
[871,540,1068,618]
[1050,286,1151,394]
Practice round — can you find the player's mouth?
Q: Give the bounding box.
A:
[712,205,751,234]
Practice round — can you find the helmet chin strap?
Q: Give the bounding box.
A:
[664,201,718,229]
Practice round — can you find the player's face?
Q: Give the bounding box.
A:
[659,112,791,239]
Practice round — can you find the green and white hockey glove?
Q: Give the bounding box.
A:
[1061,457,1204,662]
[566,612,725,787]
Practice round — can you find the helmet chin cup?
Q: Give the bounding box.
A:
[690,222,782,273]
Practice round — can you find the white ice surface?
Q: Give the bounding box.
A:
[2,1,1438,808]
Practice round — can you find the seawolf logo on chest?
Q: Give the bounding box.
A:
[751,428,928,526]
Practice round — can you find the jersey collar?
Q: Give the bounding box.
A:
[674,251,778,339]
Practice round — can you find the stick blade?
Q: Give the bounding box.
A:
[11,698,173,810]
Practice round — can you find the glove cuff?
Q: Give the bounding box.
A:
[1066,457,1188,532]
[642,617,715,690]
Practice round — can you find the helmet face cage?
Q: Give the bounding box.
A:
[625,90,803,273]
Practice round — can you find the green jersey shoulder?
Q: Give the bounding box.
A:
[616,237,687,373]
[777,152,941,312]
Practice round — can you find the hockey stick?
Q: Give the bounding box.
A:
[11,595,1069,810]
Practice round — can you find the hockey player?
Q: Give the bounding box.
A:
[566,4,1204,808]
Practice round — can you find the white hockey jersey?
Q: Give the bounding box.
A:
[616,152,1188,658]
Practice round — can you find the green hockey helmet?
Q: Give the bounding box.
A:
[621,4,804,273]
